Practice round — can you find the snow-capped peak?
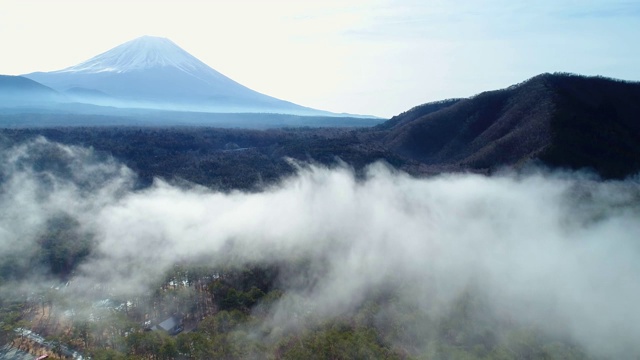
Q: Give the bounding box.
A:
[55,35,213,75]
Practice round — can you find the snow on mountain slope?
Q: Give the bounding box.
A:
[59,36,206,73]
[23,36,328,115]
[55,36,232,86]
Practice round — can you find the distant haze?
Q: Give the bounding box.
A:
[2,0,639,117]
[23,36,329,115]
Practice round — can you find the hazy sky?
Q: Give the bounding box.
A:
[2,0,639,117]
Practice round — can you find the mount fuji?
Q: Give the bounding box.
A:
[23,36,329,115]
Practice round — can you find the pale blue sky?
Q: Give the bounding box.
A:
[1,0,638,117]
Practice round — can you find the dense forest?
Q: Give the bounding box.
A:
[1,257,593,359]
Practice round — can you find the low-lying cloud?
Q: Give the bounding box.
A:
[1,137,639,357]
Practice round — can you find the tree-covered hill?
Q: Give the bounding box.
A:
[4,73,638,190]
[382,73,640,178]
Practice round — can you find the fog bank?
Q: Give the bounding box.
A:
[1,138,639,357]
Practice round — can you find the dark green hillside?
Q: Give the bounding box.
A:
[376,98,462,130]
[383,74,555,168]
[382,73,640,178]
[538,74,640,178]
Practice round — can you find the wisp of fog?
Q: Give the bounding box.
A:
[1,137,639,357]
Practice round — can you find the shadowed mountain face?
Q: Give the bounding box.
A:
[538,75,640,178]
[23,36,327,115]
[383,73,640,178]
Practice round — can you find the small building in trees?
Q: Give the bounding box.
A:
[152,315,183,335]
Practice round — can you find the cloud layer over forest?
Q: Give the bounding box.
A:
[1,138,639,357]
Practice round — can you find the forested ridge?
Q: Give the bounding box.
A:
[0,126,406,191]
[3,73,638,192]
